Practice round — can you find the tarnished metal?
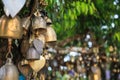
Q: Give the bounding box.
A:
[33,39,44,55]
[26,47,40,60]
[0,58,19,80]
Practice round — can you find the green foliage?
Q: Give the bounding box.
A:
[113,32,120,42]
[45,0,97,40]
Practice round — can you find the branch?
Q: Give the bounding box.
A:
[57,34,82,47]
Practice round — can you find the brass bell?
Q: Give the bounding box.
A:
[32,16,47,33]
[0,58,19,80]
[26,47,40,60]
[89,64,101,80]
[18,60,31,77]
[37,34,45,45]
[21,17,30,36]
[0,15,23,39]
[21,17,30,30]
[21,39,30,57]
[45,25,57,43]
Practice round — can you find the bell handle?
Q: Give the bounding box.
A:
[6,51,13,59]
[6,38,13,59]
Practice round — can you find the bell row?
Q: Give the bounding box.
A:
[0,14,57,43]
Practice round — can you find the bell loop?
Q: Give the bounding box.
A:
[6,38,13,59]
[6,51,13,59]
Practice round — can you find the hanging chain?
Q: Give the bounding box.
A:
[6,38,13,59]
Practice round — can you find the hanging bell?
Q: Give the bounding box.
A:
[32,16,47,34]
[45,25,57,43]
[89,64,101,80]
[33,39,44,55]
[21,39,30,57]
[21,17,30,30]
[21,17,30,36]
[26,47,40,60]
[0,58,19,80]
[18,60,31,77]
[0,15,23,39]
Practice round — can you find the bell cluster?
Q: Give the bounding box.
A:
[0,4,57,80]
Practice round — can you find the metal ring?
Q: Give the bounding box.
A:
[6,51,13,59]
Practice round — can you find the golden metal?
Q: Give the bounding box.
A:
[45,25,57,43]
[0,15,23,39]
[32,16,46,32]
[28,55,46,72]
[21,17,30,30]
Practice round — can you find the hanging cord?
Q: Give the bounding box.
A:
[6,38,13,59]
[29,0,39,17]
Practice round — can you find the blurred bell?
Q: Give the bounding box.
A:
[0,58,19,80]
[26,47,40,60]
[21,39,30,57]
[33,39,44,54]
[0,15,23,39]
[45,26,57,43]
[21,17,30,30]
[18,60,31,77]
[89,64,101,80]
[21,17,30,36]
[32,15,46,33]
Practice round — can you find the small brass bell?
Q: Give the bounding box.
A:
[18,60,31,77]
[21,17,30,36]
[32,16,46,33]
[21,39,30,57]
[45,25,57,43]
[26,47,40,60]
[21,17,30,30]
[89,64,101,80]
[0,15,23,39]
[0,58,19,80]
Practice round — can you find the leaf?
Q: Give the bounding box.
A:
[114,32,120,42]
[84,3,88,15]
[88,0,91,4]
[76,1,81,15]
[81,2,86,14]
[89,5,94,15]
[91,2,96,11]
[63,14,68,20]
